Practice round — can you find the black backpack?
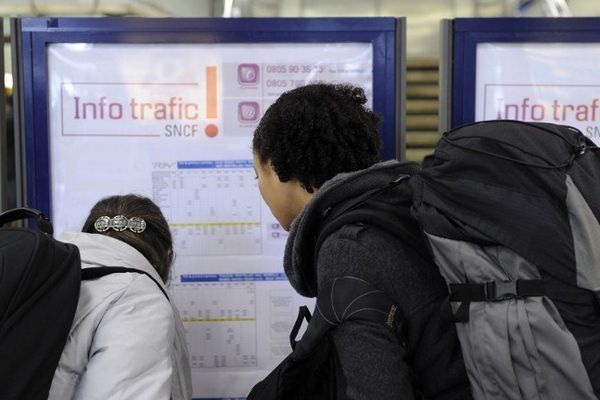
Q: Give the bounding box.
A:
[0,208,167,400]
[247,276,402,400]
[411,120,600,400]
[0,208,79,400]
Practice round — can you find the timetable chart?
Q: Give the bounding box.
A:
[172,279,258,368]
[152,160,262,256]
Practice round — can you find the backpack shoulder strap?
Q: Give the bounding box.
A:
[0,207,53,234]
[315,175,427,263]
[315,202,423,257]
[81,267,169,300]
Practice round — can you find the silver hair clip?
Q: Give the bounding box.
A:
[94,215,147,233]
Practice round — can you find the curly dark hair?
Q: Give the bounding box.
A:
[253,83,381,193]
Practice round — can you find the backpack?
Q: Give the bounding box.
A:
[247,276,402,400]
[0,208,167,400]
[410,120,600,400]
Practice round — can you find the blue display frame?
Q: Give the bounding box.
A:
[16,17,404,217]
[450,17,600,129]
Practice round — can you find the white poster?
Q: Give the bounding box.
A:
[47,42,373,399]
[476,42,600,145]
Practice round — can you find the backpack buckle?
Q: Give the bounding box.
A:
[576,136,587,156]
[485,281,517,302]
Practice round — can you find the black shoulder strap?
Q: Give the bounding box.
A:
[316,203,423,254]
[315,175,427,262]
[324,174,411,222]
[81,267,169,300]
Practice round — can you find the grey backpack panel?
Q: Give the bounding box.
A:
[426,234,597,400]
[411,120,600,398]
[566,175,600,293]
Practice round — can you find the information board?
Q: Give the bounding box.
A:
[445,17,600,145]
[15,18,404,399]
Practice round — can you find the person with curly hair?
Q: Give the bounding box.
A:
[252,84,471,399]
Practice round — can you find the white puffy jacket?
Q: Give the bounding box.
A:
[49,232,192,400]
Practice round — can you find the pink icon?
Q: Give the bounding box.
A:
[238,64,259,85]
[238,102,260,122]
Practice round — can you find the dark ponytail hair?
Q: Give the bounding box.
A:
[82,194,174,283]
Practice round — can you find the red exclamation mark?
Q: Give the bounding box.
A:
[205,66,219,138]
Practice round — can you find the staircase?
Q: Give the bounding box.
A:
[404,58,440,163]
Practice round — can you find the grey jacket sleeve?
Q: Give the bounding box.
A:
[316,225,416,400]
[316,223,471,400]
[331,316,415,400]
